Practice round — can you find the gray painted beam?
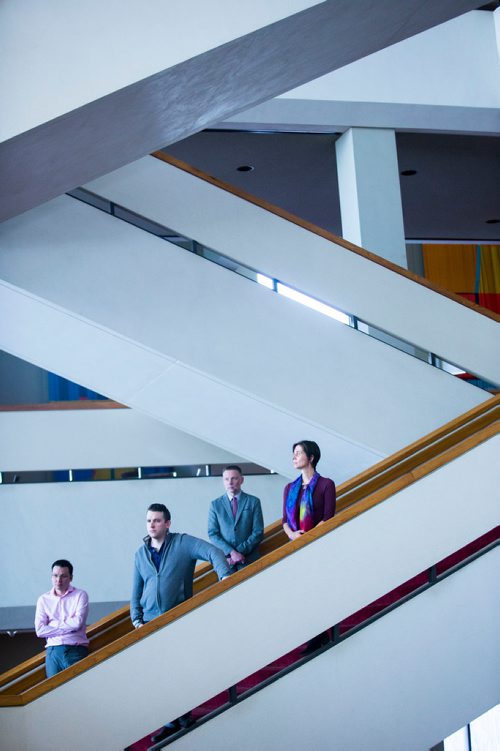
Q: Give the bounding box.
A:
[0,0,480,222]
[217,99,500,136]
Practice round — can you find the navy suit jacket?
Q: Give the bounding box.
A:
[208,491,264,564]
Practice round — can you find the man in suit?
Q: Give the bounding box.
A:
[208,465,264,571]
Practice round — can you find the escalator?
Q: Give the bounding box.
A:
[85,152,500,386]
[0,165,494,480]
[0,400,497,751]
[163,542,499,751]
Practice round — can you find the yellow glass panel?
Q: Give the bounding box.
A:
[479,245,500,293]
[422,244,477,292]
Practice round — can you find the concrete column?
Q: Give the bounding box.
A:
[335,127,407,268]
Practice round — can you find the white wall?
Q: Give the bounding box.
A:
[0,473,285,608]
[495,8,500,61]
[284,11,500,109]
[0,407,241,472]
[223,11,500,133]
[0,433,497,750]
[0,0,316,142]
[172,548,500,751]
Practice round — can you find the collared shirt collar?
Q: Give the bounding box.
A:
[51,584,75,598]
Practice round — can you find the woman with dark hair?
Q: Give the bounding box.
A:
[282,440,336,541]
[282,440,336,653]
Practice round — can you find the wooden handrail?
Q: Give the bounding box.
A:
[215,395,500,543]
[0,530,287,695]
[0,606,132,692]
[153,151,500,325]
[0,396,497,705]
[2,421,497,706]
[0,400,126,412]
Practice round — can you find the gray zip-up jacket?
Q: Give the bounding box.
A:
[130,532,231,626]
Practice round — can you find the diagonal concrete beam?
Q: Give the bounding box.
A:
[0,0,480,222]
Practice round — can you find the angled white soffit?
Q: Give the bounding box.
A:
[0,0,482,221]
[0,196,489,482]
[85,156,500,385]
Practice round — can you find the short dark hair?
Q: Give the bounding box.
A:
[293,440,321,469]
[52,559,73,576]
[223,465,243,475]
[147,503,171,522]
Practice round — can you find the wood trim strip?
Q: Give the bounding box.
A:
[0,694,23,706]
[152,152,500,325]
[86,606,130,634]
[334,397,499,493]
[0,662,45,692]
[337,411,498,509]
[0,668,46,698]
[2,419,496,706]
[0,401,126,412]
[87,620,132,652]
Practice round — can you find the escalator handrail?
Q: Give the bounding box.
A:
[1,396,495,690]
[0,396,497,705]
[153,152,500,325]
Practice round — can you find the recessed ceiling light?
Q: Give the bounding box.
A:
[400,169,417,176]
[485,218,500,224]
[236,165,254,172]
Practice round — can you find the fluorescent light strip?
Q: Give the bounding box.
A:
[440,362,466,376]
[256,273,274,289]
[277,282,350,325]
[67,189,495,391]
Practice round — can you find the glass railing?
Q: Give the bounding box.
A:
[67,187,498,392]
[0,461,274,486]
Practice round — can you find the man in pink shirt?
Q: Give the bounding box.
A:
[35,559,89,678]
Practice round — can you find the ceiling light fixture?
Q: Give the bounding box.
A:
[485,218,500,224]
[400,169,417,176]
[236,165,254,172]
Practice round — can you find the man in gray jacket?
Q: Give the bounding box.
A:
[208,465,264,571]
[130,503,230,743]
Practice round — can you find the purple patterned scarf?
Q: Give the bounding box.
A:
[285,472,320,532]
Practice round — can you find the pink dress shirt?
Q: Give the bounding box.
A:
[35,585,89,647]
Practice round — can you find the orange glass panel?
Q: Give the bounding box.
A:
[422,244,476,292]
[479,245,500,294]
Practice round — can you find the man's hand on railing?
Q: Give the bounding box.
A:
[229,550,245,565]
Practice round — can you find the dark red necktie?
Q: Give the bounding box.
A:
[231,496,238,518]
